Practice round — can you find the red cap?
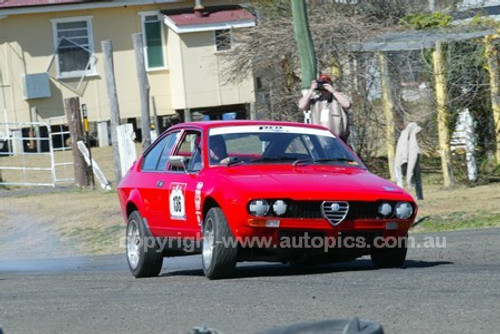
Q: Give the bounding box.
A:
[317,74,332,83]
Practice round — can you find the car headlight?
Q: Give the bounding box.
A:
[272,200,288,216]
[249,199,270,217]
[394,202,413,219]
[378,202,393,218]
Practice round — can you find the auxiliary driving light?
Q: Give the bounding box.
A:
[249,199,270,217]
[394,202,413,219]
[272,200,288,216]
[378,202,393,218]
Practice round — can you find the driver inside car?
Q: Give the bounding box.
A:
[209,135,230,165]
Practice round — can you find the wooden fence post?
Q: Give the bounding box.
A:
[64,97,88,187]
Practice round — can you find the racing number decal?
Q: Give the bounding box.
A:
[169,183,187,220]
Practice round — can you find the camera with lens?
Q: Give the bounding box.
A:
[316,80,327,91]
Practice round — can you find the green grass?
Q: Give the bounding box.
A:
[414,212,500,233]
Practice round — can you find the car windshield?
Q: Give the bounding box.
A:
[208,125,363,168]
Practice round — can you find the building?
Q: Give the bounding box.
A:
[0,0,256,145]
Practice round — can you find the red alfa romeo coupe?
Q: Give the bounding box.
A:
[118,121,417,279]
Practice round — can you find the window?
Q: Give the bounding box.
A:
[52,16,95,78]
[140,12,166,70]
[215,29,231,52]
[142,131,179,171]
[285,137,309,155]
[156,131,180,171]
[171,131,202,172]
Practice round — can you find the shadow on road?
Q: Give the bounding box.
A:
[160,259,453,279]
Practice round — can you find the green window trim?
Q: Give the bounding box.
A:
[142,14,166,70]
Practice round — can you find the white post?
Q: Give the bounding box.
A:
[116,123,137,177]
[97,121,109,147]
[463,109,477,182]
[11,130,23,153]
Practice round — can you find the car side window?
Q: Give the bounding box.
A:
[156,131,180,171]
[142,131,179,171]
[142,135,169,171]
[170,130,202,172]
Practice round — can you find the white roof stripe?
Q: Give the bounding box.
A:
[209,125,336,137]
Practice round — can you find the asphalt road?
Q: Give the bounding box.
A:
[1,228,499,334]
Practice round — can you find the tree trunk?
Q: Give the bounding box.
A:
[485,35,500,165]
[377,52,397,182]
[101,40,122,185]
[432,41,455,188]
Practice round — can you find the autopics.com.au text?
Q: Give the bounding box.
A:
[122,232,446,254]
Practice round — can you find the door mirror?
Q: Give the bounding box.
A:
[168,155,187,171]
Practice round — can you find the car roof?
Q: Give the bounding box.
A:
[167,120,328,132]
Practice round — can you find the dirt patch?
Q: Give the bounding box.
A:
[0,189,124,258]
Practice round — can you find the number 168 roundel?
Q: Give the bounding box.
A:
[117,121,417,279]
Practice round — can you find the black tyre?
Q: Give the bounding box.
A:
[126,211,163,278]
[202,207,238,279]
[370,235,408,269]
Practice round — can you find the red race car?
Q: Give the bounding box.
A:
[118,121,417,279]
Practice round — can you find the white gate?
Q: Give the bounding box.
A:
[0,121,74,187]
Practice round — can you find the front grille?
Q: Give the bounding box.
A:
[272,201,381,221]
[287,201,323,218]
[347,201,379,219]
[321,201,349,226]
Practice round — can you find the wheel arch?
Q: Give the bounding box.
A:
[125,189,144,220]
[202,196,220,225]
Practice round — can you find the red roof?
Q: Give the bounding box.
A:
[163,5,255,27]
[0,0,91,9]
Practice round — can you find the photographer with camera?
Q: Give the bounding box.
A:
[298,74,352,142]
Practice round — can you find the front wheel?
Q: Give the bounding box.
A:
[370,235,408,269]
[202,207,238,279]
[126,211,163,278]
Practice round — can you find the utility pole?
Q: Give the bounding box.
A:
[132,33,152,149]
[101,40,122,185]
[291,0,316,90]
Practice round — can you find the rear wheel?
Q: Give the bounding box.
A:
[202,207,238,279]
[126,211,163,278]
[371,235,407,269]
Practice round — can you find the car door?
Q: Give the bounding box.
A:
[137,130,180,237]
[165,130,204,239]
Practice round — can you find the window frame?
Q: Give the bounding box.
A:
[51,16,97,79]
[139,11,167,71]
[214,29,232,52]
[169,130,203,173]
[141,131,180,172]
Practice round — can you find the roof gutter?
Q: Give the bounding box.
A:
[0,0,180,17]
[163,15,255,34]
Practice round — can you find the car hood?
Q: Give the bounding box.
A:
[212,164,413,202]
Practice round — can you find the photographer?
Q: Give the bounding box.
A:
[298,74,352,142]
